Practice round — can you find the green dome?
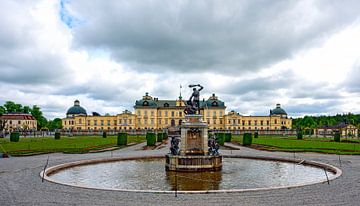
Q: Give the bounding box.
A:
[66,100,87,116]
[270,104,287,115]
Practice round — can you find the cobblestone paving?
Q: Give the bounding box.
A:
[1,141,359,206]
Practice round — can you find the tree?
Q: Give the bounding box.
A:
[30,105,47,130]
[47,118,63,130]
[0,106,5,115]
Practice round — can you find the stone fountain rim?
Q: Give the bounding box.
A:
[40,154,342,194]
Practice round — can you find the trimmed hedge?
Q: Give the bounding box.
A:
[334,131,341,142]
[215,133,225,146]
[157,133,163,142]
[297,130,303,140]
[54,132,61,140]
[225,133,232,142]
[117,133,127,146]
[146,132,156,146]
[10,132,20,142]
[243,133,252,146]
[254,131,259,139]
[102,131,107,138]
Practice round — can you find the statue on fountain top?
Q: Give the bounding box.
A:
[184,84,203,115]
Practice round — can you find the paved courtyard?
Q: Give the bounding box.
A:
[0,141,359,206]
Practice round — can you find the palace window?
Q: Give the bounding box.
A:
[165,119,168,124]
[137,111,141,116]
[207,111,210,117]
[267,120,270,125]
[220,119,223,124]
[248,120,251,125]
[213,111,216,117]
[165,111,168,117]
[179,111,182,117]
[101,120,104,126]
[151,119,154,125]
[254,120,257,126]
[171,111,175,117]
[164,103,169,107]
[94,120,97,126]
[114,120,117,125]
[129,119,132,124]
[107,120,110,126]
[242,120,245,125]
[144,111,148,116]
[274,119,277,124]
[87,120,90,125]
[151,111,154,116]
[158,111,162,116]
[119,119,122,124]
[219,111,223,116]
[79,119,82,124]
[260,120,263,125]
[143,101,149,106]
[158,119,162,124]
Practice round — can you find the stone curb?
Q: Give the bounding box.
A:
[40,154,342,194]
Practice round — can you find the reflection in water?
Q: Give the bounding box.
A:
[50,158,336,191]
[166,171,222,190]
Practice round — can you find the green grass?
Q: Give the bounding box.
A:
[232,135,360,155]
[0,135,146,156]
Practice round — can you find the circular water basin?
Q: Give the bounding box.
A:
[43,156,341,193]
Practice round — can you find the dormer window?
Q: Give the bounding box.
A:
[143,101,149,106]
[212,101,218,106]
[164,103,169,107]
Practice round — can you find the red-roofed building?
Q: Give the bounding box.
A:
[0,113,37,132]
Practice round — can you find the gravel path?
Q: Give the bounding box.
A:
[1,141,359,206]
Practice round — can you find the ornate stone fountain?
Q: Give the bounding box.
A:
[165,84,222,172]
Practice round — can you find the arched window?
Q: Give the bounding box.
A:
[164,103,169,107]
[143,101,149,106]
[212,101,218,106]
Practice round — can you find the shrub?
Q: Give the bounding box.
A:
[297,130,303,140]
[102,131,107,138]
[215,133,225,146]
[157,133,163,142]
[146,132,156,146]
[243,133,252,146]
[10,132,20,142]
[254,131,259,139]
[117,133,127,146]
[225,133,232,142]
[334,131,341,142]
[54,132,61,140]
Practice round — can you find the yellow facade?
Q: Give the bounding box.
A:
[224,111,292,131]
[62,110,136,131]
[62,95,292,131]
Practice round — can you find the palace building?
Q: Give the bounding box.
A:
[0,113,37,132]
[62,94,292,131]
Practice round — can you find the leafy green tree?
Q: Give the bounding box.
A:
[47,118,63,130]
[30,105,47,130]
[23,106,31,114]
[0,106,5,115]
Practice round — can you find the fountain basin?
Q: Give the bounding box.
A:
[41,155,341,193]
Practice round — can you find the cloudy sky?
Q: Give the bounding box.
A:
[0,0,360,119]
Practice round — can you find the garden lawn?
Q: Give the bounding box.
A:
[232,135,360,155]
[0,135,146,156]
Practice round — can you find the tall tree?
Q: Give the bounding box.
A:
[30,105,47,130]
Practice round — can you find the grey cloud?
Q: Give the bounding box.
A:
[68,0,360,73]
[0,1,70,85]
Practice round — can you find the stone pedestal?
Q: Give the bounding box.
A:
[165,114,222,172]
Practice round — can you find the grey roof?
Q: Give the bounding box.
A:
[66,100,87,115]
